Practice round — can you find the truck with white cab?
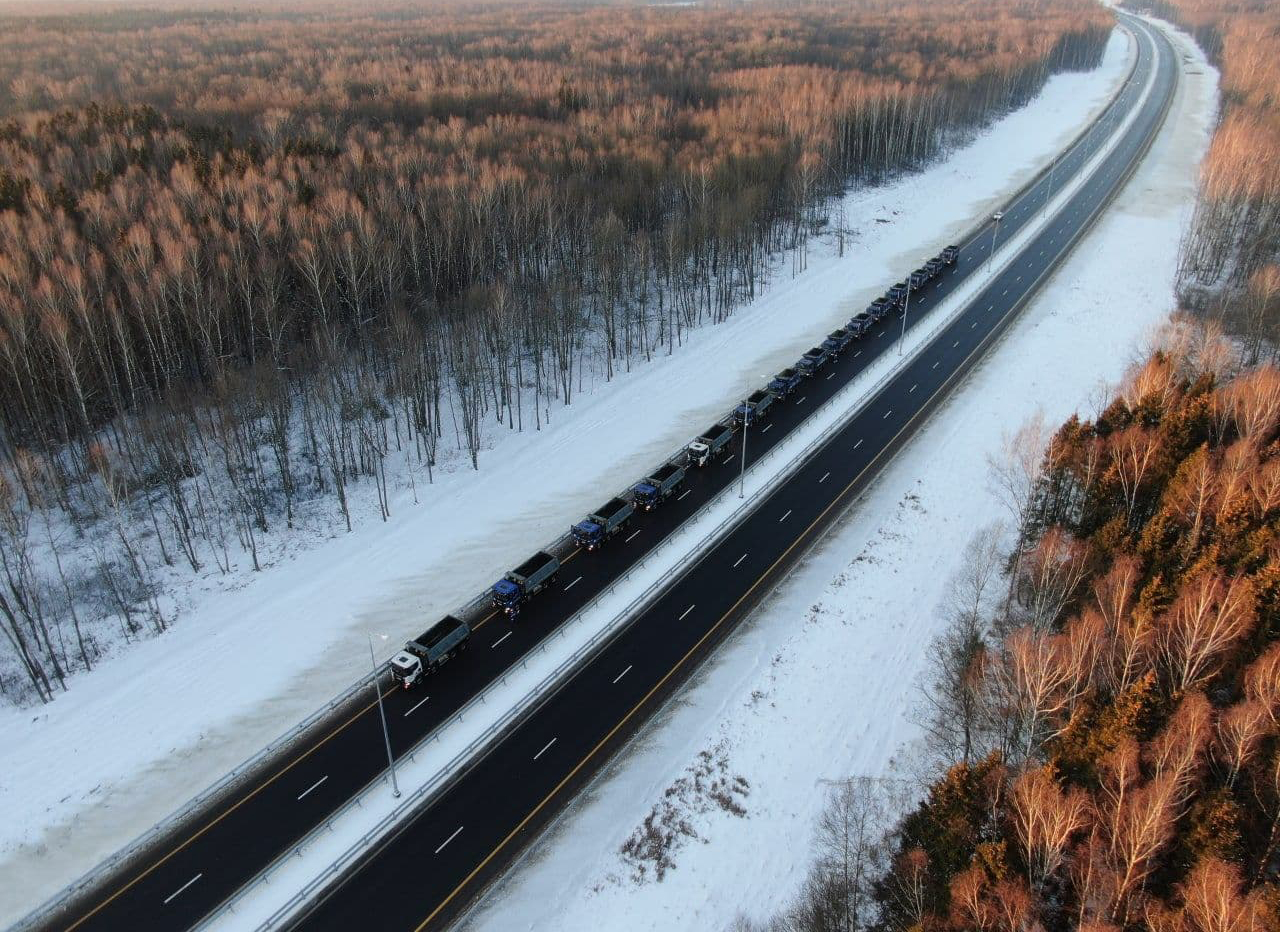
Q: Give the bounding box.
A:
[688,423,734,467]
[390,615,471,688]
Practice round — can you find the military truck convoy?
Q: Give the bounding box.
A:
[388,241,963,679]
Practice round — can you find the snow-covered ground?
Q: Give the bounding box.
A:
[455,19,1217,932]
[198,54,1164,921]
[0,29,1138,925]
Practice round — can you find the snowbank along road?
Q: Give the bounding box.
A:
[30,13,1172,932]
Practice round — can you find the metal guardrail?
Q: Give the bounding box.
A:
[209,38,1163,925]
[17,20,1149,932]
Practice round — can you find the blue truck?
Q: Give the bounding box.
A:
[688,422,735,467]
[633,461,687,511]
[847,312,874,336]
[888,282,909,306]
[868,298,893,320]
[823,328,854,356]
[492,550,561,617]
[769,367,803,398]
[572,497,635,550]
[735,388,775,426]
[390,615,471,689]
[909,268,930,290]
[797,346,832,377]
[942,244,959,265]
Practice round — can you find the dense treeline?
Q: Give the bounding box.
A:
[1130,0,1280,362]
[0,0,1113,704]
[757,321,1280,931]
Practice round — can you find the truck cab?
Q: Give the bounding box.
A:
[631,480,659,510]
[942,244,959,264]
[909,269,929,290]
[888,282,908,305]
[390,649,425,689]
[572,517,605,549]
[925,257,944,278]
[491,577,523,613]
[868,298,892,320]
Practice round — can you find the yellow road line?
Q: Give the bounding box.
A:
[407,133,1151,921]
[411,397,930,930]
[66,687,389,931]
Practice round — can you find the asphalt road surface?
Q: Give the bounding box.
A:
[47,13,1174,932]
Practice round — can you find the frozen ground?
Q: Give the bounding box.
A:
[0,29,1135,924]
[457,18,1216,932]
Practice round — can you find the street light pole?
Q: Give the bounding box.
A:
[368,633,400,798]
[898,281,911,356]
[1043,153,1056,218]
[988,216,1002,275]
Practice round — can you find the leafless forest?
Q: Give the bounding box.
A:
[0,0,1112,704]
[1143,0,1280,361]
[756,323,1280,931]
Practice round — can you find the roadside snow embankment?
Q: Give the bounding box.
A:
[454,19,1217,932]
[0,29,1136,925]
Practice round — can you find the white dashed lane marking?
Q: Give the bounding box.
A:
[297,776,328,801]
[435,826,464,855]
[533,738,557,761]
[164,874,202,905]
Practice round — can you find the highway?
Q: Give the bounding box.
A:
[44,13,1174,932]
[291,13,1177,932]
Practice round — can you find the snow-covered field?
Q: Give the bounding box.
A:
[456,19,1217,932]
[0,29,1139,925]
